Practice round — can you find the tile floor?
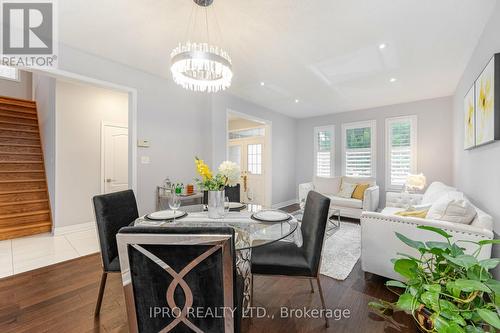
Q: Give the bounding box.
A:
[0,227,100,278]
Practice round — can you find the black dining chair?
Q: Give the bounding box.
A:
[116,226,244,333]
[203,184,241,205]
[250,191,331,327]
[92,189,139,316]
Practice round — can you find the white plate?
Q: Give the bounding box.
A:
[225,202,245,209]
[252,210,290,222]
[147,210,185,220]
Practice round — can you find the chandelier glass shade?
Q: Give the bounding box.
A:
[170,41,232,93]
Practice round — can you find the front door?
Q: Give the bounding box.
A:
[228,136,266,205]
[102,123,129,194]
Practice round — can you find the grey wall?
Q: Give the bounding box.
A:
[296,96,454,206]
[211,93,297,205]
[0,70,32,100]
[33,74,56,224]
[452,2,500,276]
[56,44,211,216]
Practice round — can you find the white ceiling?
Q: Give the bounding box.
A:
[59,0,496,118]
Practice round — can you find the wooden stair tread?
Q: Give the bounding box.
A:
[0,143,41,147]
[0,96,36,107]
[0,134,39,139]
[0,170,44,173]
[0,210,50,219]
[0,112,37,120]
[0,120,38,127]
[0,152,42,156]
[0,127,38,133]
[0,161,43,164]
[0,199,48,207]
[0,179,46,183]
[0,189,47,195]
[0,222,52,232]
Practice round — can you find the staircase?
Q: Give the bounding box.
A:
[0,96,52,240]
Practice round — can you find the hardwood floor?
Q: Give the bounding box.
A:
[0,207,418,332]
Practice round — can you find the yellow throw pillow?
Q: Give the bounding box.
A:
[352,183,370,200]
[395,210,428,219]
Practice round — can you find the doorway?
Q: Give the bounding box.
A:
[101,122,129,194]
[227,112,271,207]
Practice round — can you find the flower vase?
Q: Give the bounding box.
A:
[208,190,225,219]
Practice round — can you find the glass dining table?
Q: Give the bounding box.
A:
[133,203,301,309]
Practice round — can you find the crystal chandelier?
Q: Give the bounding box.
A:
[170,0,232,93]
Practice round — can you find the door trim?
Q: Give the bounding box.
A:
[101,121,129,194]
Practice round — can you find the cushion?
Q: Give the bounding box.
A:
[352,183,370,200]
[427,195,477,224]
[328,195,363,209]
[313,177,341,195]
[421,182,456,205]
[337,182,357,198]
[395,209,428,218]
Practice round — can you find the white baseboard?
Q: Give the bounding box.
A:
[272,199,298,209]
[53,221,96,235]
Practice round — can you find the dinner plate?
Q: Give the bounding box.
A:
[225,202,245,209]
[251,210,291,222]
[145,210,187,221]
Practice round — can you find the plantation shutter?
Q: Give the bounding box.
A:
[345,127,372,177]
[389,120,413,186]
[315,128,333,177]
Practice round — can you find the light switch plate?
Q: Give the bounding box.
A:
[137,139,150,148]
[141,156,150,164]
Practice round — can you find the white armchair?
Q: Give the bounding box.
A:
[299,176,380,219]
[361,183,494,281]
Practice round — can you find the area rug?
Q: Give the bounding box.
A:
[320,221,361,280]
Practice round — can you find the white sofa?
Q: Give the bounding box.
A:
[361,182,494,281]
[299,176,380,219]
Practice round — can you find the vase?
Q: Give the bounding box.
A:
[207,190,225,219]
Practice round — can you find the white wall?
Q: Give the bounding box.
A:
[296,97,454,206]
[452,2,500,276]
[57,44,211,216]
[211,93,297,206]
[55,80,128,227]
[0,70,32,100]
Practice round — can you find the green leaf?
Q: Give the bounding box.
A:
[386,280,407,289]
[418,225,452,238]
[426,241,451,250]
[395,293,419,312]
[454,279,491,293]
[485,279,500,294]
[421,291,440,311]
[478,239,500,246]
[431,313,451,333]
[446,323,465,333]
[467,266,491,282]
[450,243,465,256]
[395,232,426,251]
[479,258,500,270]
[424,284,442,293]
[443,254,478,269]
[439,299,458,312]
[476,308,500,329]
[464,325,485,333]
[394,259,418,279]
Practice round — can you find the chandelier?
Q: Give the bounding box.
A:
[170,0,232,93]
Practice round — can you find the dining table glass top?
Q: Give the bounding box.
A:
[133,204,300,251]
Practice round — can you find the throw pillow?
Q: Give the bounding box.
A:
[352,183,370,200]
[337,182,357,198]
[427,196,477,224]
[395,209,428,218]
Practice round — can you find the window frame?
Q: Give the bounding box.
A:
[385,115,418,190]
[341,120,376,178]
[0,65,20,82]
[313,125,335,178]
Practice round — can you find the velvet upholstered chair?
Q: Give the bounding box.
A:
[203,184,241,205]
[92,189,139,316]
[250,191,331,327]
[116,226,243,333]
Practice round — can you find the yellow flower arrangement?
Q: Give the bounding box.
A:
[194,157,240,191]
[195,158,212,181]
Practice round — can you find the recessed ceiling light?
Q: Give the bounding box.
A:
[379,43,387,49]
[260,81,265,86]
[295,99,299,103]
[389,78,397,83]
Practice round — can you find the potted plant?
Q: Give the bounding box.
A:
[194,157,240,219]
[369,226,500,333]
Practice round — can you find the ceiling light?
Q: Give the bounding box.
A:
[379,43,387,49]
[389,78,397,83]
[170,0,232,93]
[295,99,299,103]
[260,82,265,86]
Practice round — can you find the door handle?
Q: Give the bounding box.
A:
[106,178,114,183]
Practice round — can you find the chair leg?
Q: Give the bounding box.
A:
[316,276,329,328]
[309,279,315,293]
[94,271,108,316]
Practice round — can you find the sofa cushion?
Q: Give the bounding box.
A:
[427,195,477,225]
[352,183,370,200]
[421,182,456,205]
[328,195,363,209]
[313,177,341,195]
[337,182,357,198]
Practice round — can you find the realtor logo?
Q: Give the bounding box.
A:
[1,0,57,67]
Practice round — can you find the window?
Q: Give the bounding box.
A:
[247,144,262,175]
[386,116,417,189]
[314,126,334,178]
[0,65,19,81]
[228,127,265,139]
[342,120,376,177]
